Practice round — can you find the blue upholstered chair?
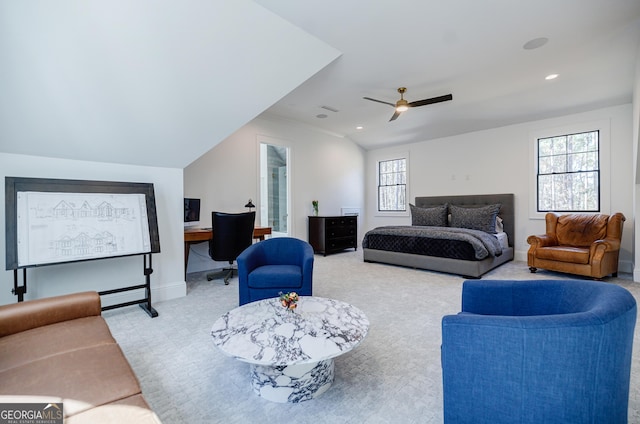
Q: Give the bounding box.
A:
[236,237,314,306]
[441,279,637,424]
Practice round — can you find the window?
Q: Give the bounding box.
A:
[536,130,600,212]
[378,158,406,211]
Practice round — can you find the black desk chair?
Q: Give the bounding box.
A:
[207,211,256,285]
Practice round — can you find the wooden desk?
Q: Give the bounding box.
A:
[184,227,272,275]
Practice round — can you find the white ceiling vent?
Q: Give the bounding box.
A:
[320,105,339,113]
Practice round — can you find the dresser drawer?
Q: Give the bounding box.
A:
[327,225,357,238]
[325,217,357,227]
[327,237,357,251]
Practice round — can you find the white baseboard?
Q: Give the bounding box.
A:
[153,280,188,302]
[619,260,633,275]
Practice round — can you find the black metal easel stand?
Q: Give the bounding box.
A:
[99,253,158,318]
[12,268,26,302]
[12,254,158,318]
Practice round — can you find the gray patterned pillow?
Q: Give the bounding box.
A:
[410,204,448,227]
[449,204,501,233]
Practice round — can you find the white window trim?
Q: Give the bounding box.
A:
[374,150,410,217]
[529,119,611,219]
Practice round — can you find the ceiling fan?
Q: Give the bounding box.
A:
[363,87,453,121]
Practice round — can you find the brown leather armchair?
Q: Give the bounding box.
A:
[527,212,625,279]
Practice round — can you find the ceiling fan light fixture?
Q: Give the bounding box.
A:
[363,86,453,122]
[396,99,409,112]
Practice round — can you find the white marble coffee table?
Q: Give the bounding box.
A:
[211,296,369,403]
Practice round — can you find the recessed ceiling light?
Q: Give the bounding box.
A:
[545,74,559,80]
[356,126,363,130]
[523,37,548,50]
[316,114,328,119]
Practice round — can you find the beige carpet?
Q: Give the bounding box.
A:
[104,250,640,424]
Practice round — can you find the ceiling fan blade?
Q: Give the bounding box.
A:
[408,94,453,108]
[389,110,402,121]
[363,97,395,107]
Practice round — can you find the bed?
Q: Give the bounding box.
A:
[362,193,514,278]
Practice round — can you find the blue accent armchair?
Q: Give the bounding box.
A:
[237,237,314,306]
[441,279,637,424]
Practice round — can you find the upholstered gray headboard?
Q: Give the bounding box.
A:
[414,193,515,247]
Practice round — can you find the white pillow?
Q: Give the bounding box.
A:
[496,216,504,233]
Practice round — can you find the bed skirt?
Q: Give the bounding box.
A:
[363,247,514,278]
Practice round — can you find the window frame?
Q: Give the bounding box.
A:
[535,129,601,213]
[377,157,407,212]
[373,151,410,217]
[529,119,611,219]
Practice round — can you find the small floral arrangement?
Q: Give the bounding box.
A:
[279,291,299,312]
[312,200,319,216]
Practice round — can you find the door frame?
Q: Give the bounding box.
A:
[257,135,293,237]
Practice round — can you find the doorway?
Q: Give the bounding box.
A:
[259,141,290,237]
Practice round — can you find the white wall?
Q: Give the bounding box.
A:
[184,115,366,273]
[365,104,634,273]
[633,41,640,280]
[0,153,186,306]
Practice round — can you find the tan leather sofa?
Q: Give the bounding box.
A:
[0,291,161,423]
[527,212,625,279]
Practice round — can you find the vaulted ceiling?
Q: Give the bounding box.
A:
[254,0,640,149]
[1,1,639,168]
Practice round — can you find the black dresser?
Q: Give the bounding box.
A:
[308,216,357,256]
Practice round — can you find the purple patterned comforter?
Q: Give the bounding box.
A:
[362,226,502,261]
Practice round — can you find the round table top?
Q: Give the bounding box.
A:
[211,296,369,366]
